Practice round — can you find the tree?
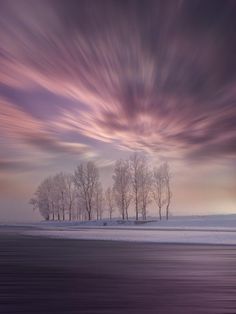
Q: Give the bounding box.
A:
[30,176,54,220]
[53,173,67,220]
[31,174,74,221]
[74,194,86,221]
[74,161,99,220]
[139,160,152,220]
[163,162,172,220]
[113,159,132,220]
[105,187,115,220]
[94,182,104,220]
[64,174,76,221]
[124,188,132,220]
[152,164,166,220]
[31,158,172,222]
[129,152,143,220]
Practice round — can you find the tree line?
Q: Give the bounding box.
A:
[30,153,172,221]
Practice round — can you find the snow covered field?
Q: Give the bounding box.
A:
[25,228,236,245]
[3,214,236,245]
[35,214,236,230]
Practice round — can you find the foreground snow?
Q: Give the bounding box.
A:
[25,228,236,245]
[10,214,234,245]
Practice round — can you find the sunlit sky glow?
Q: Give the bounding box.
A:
[0,0,236,221]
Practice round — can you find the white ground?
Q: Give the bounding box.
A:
[36,214,236,230]
[4,214,236,245]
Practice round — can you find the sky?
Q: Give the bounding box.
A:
[0,0,236,221]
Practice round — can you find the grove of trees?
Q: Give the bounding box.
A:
[30,153,172,221]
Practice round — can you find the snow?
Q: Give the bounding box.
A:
[24,228,236,245]
[17,214,236,230]
[7,214,236,245]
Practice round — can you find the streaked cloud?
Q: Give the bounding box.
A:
[0,0,235,162]
[0,98,92,155]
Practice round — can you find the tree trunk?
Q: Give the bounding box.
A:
[166,204,169,220]
[135,194,138,221]
[142,207,146,220]
[69,206,72,221]
[122,196,125,220]
[125,207,129,220]
[159,207,162,220]
[61,192,65,220]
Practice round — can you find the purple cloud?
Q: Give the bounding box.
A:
[0,0,235,164]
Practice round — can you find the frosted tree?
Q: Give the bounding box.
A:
[74,194,86,221]
[139,159,152,220]
[129,152,143,220]
[94,182,104,220]
[74,161,99,220]
[152,164,166,220]
[30,176,54,220]
[53,173,67,220]
[105,187,115,220]
[163,162,172,220]
[64,174,77,221]
[113,159,132,220]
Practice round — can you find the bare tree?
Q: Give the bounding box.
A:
[113,159,132,220]
[139,160,152,220]
[74,195,86,221]
[30,176,54,220]
[31,166,103,222]
[124,189,132,220]
[130,152,143,220]
[74,161,99,220]
[105,187,115,220]
[64,174,76,220]
[163,162,172,220]
[152,164,166,220]
[31,158,172,222]
[53,173,68,220]
[94,182,104,220]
